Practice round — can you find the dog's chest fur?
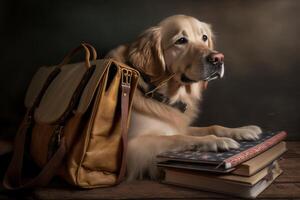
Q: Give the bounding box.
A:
[128,82,203,138]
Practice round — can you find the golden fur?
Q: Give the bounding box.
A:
[106,15,262,180]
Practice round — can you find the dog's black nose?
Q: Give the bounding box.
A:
[207,52,224,65]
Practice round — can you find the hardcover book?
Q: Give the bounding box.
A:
[157,131,287,171]
[158,141,286,175]
[161,161,282,199]
[232,141,286,176]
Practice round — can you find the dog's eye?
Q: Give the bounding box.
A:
[202,35,208,42]
[175,37,188,45]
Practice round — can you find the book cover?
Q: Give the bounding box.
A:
[157,131,287,169]
[158,160,236,173]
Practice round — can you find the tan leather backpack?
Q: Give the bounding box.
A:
[3,43,139,189]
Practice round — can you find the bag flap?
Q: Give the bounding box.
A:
[34,62,87,123]
[24,66,58,108]
[76,59,110,114]
[76,59,139,116]
[33,59,110,124]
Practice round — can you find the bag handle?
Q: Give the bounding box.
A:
[59,43,97,68]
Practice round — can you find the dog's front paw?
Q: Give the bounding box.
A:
[228,125,262,141]
[194,135,240,152]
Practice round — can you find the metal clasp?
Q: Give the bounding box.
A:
[53,125,64,145]
[121,68,132,86]
[47,124,64,160]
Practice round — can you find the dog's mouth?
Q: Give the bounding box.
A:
[180,73,197,83]
[203,63,225,82]
[180,64,225,84]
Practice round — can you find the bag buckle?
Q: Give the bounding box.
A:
[54,125,64,145]
[121,69,132,87]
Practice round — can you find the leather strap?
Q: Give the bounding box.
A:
[137,72,187,113]
[116,69,131,183]
[138,85,187,113]
[144,73,175,97]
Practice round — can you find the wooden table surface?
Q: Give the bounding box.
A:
[1,142,300,200]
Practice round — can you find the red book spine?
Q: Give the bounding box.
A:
[223,131,287,169]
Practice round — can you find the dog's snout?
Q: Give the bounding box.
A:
[207,52,224,65]
[203,52,225,81]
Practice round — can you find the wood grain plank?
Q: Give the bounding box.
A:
[259,183,300,198]
[285,142,300,158]
[33,181,224,200]
[277,158,300,183]
[33,180,300,200]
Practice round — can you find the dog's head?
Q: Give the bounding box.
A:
[128,15,224,85]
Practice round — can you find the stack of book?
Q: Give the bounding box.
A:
[157,131,287,199]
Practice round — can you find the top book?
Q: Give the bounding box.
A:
[157,131,287,171]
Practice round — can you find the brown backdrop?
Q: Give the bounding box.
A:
[0,0,299,140]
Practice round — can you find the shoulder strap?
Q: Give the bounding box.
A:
[116,68,132,183]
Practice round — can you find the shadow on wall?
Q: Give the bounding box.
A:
[0,0,299,139]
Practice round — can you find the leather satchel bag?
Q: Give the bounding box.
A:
[3,43,139,189]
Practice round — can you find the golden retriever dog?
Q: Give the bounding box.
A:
[106,15,262,180]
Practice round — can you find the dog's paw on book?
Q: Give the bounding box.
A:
[157,131,287,199]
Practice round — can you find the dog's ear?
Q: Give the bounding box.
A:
[128,26,165,78]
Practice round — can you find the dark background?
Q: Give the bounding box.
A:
[0,0,299,140]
